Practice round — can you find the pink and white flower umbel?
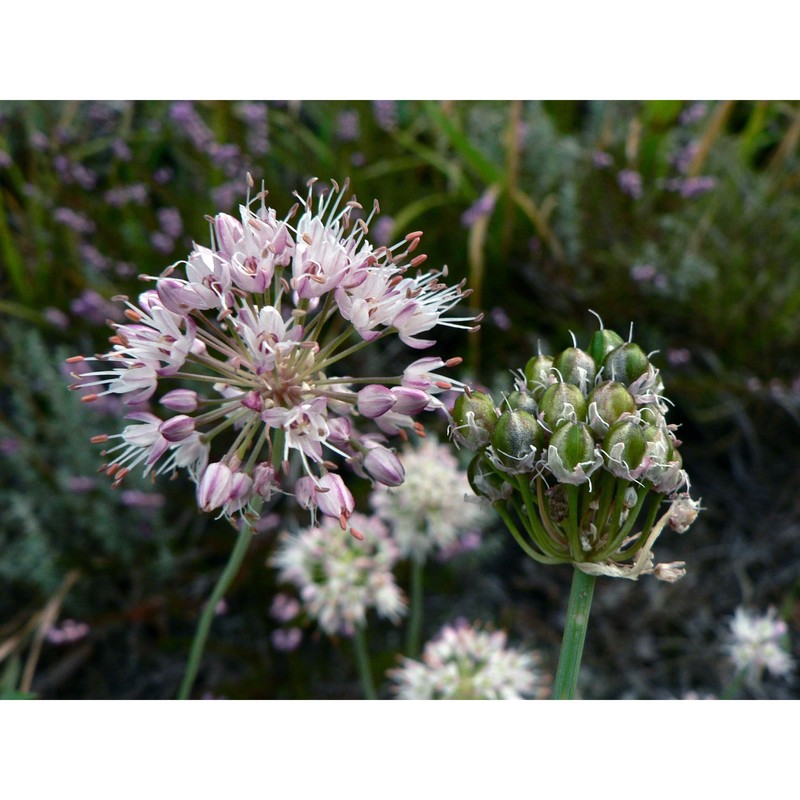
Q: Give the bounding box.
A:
[69,178,478,528]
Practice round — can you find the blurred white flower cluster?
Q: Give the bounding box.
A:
[270,512,405,637]
[371,438,490,562]
[727,607,794,684]
[390,621,547,699]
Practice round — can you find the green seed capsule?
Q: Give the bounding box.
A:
[553,347,596,392]
[547,422,598,485]
[467,452,510,502]
[491,409,544,472]
[586,381,636,434]
[603,419,647,477]
[452,391,497,450]
[601,343,650,385]
[641,423,673,464]
[524,354,554,399]
[539,382,587,430]
[588,328,625,366]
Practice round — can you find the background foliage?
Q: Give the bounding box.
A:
[1,100,798,698]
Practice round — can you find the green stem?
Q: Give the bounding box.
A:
[552,567,597,699]
[177,520,253,699]
[353,626,377,699]
[406,555,425,658]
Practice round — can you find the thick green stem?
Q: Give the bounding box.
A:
[552,567,597,700]
[353,626,377,699]
[177,520,253,699]
[406,555,425,658]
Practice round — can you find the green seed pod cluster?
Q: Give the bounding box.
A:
[449,321,698,575]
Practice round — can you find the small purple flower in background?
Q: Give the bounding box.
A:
[666,348,692,367]
[235,102,270,155]
[336,110,361,142]
[592,150,613,169]
[680,102,707,126]
[157,208,183,239]
[270,593,301,624]
[489,306,512,331]
[153,167,174,185]
[390,620,548,699]
[461,190,497,228]
[120,490,165,508]
[370,215,394,247]
[111,139,132,161]
[70,289,122,325]
[104,184,148,207]
[271,628,302,652]
[29,130,49,151]
[350,151,366,167]
[372,100,398,132]
[0,150,12,168]
[150,231,175,253]
[617,169,643,199]
[678,176,716,198]
[54,207,96,235]
[44,307,70,329]
[46,619,90,646]
[672,141,699,175]
[630,263,668,289]
[66,476,96,493]
[169,101,214,150]
[0,438,20,456]
[78,244,110,272]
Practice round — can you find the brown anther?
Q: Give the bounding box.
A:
[409,254,428,268]
[247,171,255,187]
[124,309,143,323]
[106,464,120,477]
[357,219,369,234]
[373,199,380,214]
[445,357,463,368]
[90,435,109,444]
[302,233,314,245]
[108,336,123,346]
[338,514,348,531]
[111,295,129,302]
[81,393,99,403]
[414,422,426,437]
[407,237,420,254]
[404,230,423,241]
[331,179,340,193]
[349,527,365,541]
[65,355,85,363]
[398,428,409,442]
[435,380,452,390]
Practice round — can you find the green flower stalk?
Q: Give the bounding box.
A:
[450,319,701,698]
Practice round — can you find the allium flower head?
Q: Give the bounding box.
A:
[371,438,490,562]
[726,607,794,685]
[68,178,477,529]
[270,512,405,637]
[451,319,700,580]
[390,621,546,699]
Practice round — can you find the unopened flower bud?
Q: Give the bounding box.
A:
[159,414,195,443]
[587,381,636,435]
[452,390,497,450]
[540,382,587,430]
[524,354,554,398]
[642,424,673,464]
[601,343,650,386]
[603,419,647,478]
[364,445,405,487]
[547,422,600,485]
[197,462,234,511]
[357,384,396,418]
[553,347,596,393]
[391,387,431,415]
[160,389,199,413]
[491,409,543,473]
[588,327,624,366]
[253,462,278,499]
[225,471,254,514]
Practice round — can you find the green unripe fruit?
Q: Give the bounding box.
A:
[553,347,596,392]
[539,382,587,430]
[506,390,538,415]
[586,381,636,434]
[452,391,497,450]
[603,419,647,477]
[547,422,598,485]
[524,354,554,398]
[641,424,673,463]
[588,328,625,366]
[467,452,510,502]
[601,343,650,385]
[491,409,544,472]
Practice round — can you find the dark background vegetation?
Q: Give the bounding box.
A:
[1,100,798,699]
